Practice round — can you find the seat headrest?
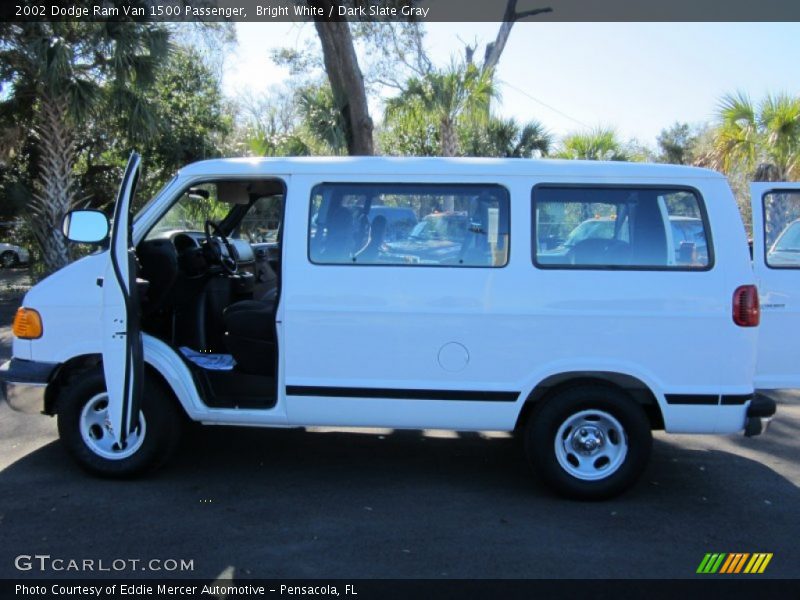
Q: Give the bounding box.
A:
[217,182,250,205]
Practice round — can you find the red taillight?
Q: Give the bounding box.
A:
[733,285,760,327]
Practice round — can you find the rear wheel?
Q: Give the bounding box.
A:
[1,251,18,268]
[523,384,652,500]
[57,369,182,477]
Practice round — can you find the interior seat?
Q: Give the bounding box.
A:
[354,215,387,263]
[570,238,631,266]
[223,299,276,375]
[320,206,355,262]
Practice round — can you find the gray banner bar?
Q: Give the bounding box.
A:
[3,0,800,22]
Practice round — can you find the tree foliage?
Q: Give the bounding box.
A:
[0,22,237,273]
[555,128,629,161]
[459,117,551,158]
[0,19,170,272]
[241,83,354,157]
[710,92,800,181]
[384,62,496,157]
[136,48,233,198]
[656,122,699,165]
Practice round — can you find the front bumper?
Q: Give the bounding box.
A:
[744,394,777,437]
[0,358,58,414]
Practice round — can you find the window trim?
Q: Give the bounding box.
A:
[307,181,512,269]
[531,183,715,272]
[762,189,800,270]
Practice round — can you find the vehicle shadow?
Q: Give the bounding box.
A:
[0,421,797,579]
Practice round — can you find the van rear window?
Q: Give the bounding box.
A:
[763,191,800,269]
[309,183,510,267]
[532,186,711,270]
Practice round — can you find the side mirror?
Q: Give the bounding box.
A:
[62,210,110,243]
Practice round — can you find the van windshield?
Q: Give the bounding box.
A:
[146,183,233,239]
[133,174,179,222]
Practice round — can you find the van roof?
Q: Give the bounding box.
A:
[177,156,724,180]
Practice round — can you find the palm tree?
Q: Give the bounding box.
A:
[555,128,629,161]
[296,85,349,155]
[384,61,496,157]
[0,21,170,272]
[711,92,800,182]
[460,117,552,158]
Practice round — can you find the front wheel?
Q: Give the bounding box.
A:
[57,369,182,477]
[523,384,652,500]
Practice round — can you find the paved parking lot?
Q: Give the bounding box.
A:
[0,270,798,580]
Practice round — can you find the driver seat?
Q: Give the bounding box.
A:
[223,297,276,375]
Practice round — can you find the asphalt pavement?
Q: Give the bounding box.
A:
[0,275,798,581]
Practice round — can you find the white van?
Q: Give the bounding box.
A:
[0,154,788,499]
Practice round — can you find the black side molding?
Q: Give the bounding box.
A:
[721,394,753,405]
[286,386,519,402]
[664,394,718,405]
[665,393,754,406]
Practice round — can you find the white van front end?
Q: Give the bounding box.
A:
[2,251,106,413]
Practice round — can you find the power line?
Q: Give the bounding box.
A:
[499,79,592,130]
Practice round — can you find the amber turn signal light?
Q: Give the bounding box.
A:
[12,307,43,339]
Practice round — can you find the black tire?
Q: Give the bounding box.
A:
[523,384,652,500]
[56,368,182,478]
[1,251,18,268]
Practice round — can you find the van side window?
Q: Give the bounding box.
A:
[763,191,800,268]
[533,186,711,270]
[309,183,510,267]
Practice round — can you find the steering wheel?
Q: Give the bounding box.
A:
[204,219,238,275]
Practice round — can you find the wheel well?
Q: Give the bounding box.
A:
[44,354,185,419]
[44,354,102,415]
[514,372,664,432]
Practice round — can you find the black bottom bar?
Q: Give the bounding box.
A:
[3,579,798,600]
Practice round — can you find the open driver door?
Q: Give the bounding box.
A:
[101,152,144,449]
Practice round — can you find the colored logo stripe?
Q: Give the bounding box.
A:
[744,553,773,574]
[697,553,726,573]
[720,553,749,573]
[697,553,772,574]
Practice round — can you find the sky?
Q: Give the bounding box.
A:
[223,22,799,147]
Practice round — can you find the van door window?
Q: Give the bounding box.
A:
[309,183,510,267]
[763,191,800,268]
[533,186,711,270]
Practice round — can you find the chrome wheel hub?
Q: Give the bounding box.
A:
[554,410,628,481]
[571,425,605,454]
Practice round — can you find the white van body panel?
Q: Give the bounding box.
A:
[13,158,760,436]
[24,252,106,363]
[278,165,756,435]
[751,182,800,389]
